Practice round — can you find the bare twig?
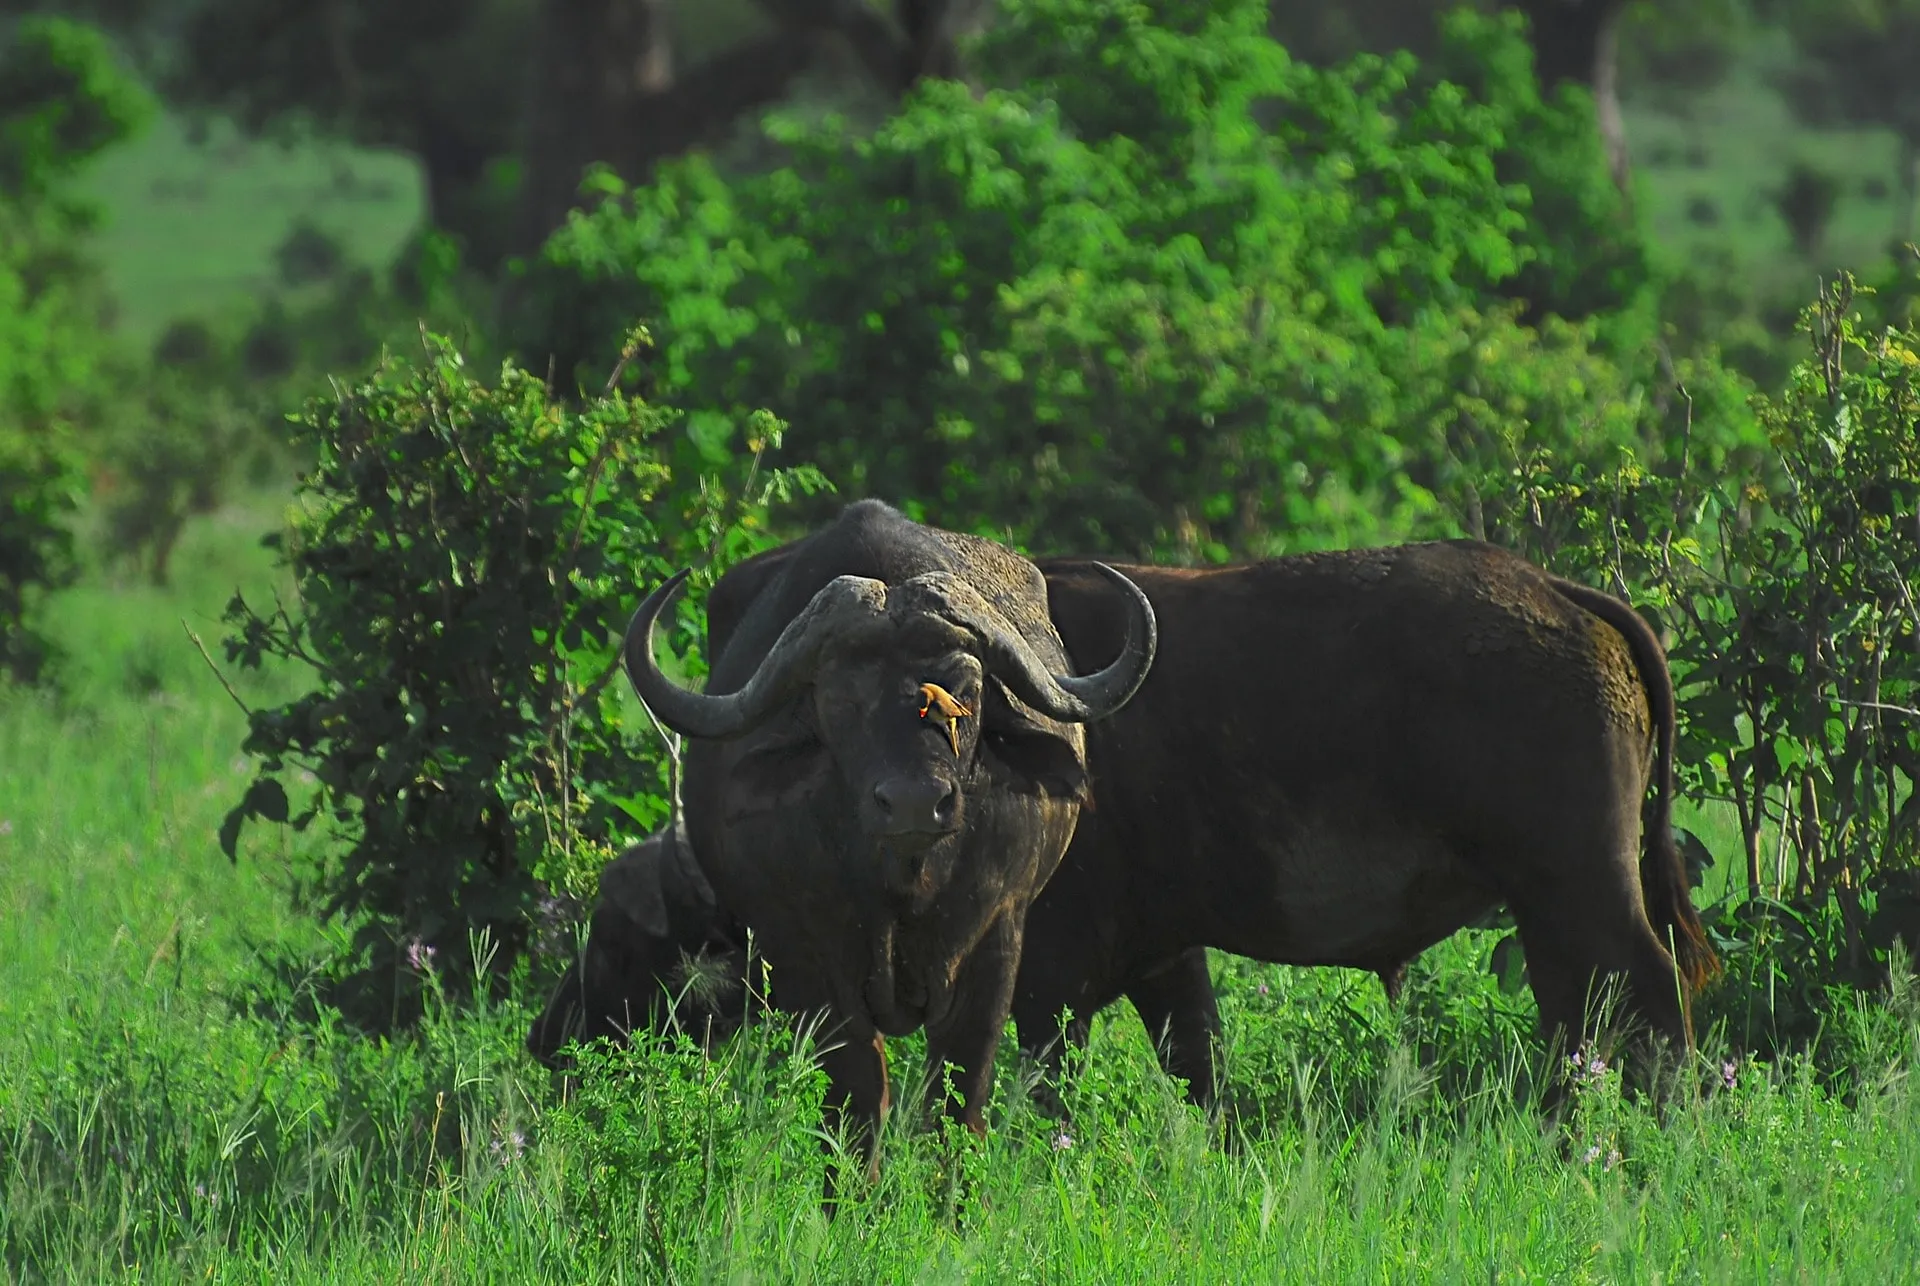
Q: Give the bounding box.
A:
[1670,381,1694,516]
[1607,474,1631,603]
[562,435,619,579]
[634,684,686,829]
[182,620,254,717]
[1887,560,1920,658]
[603,327,653,397]
[1834,698,1920,720]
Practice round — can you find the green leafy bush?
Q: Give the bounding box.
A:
[1505,276,1920,1054]
[0,17,151,681]
[513,0,1686,561]
[218,331,826,1023]
[0,428,78,685]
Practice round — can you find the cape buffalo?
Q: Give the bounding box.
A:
[564,535,1710,1119]
[621,500,1156,1184]
[525,821,747,1066]
[1016,542,1718,1101]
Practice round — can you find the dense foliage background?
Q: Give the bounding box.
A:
[4,0,1920,1276]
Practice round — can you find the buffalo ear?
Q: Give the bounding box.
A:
[978,678,1090,800]
[599,847,672,938]
[981,724,1090,801]
[724,736,833,816]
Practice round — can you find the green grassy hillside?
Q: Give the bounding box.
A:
[77,113,424,345]
[1626,33,1910,298]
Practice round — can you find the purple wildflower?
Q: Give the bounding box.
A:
[490,1130,527,1163]
[1582,1144,1602,1165]
[1257,981,1269,997]
[1721,1059,1739,1090]
[1052,1131,1075,1152]
[404,938,437,972]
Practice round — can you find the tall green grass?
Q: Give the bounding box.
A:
[5,501,1919,1282]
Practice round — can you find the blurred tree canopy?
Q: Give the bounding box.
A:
[32,0,994,268]
[1775,0,1920,246]
[1268,0,1688,192]
[514,0,1757,561]
[0,17,152,681]
[11,0,1736,268]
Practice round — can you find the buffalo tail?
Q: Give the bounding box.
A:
[1552,578,1720,999]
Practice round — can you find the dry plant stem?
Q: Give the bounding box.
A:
[181,621,254,717]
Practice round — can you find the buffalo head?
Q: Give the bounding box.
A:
[622,565,1156,907]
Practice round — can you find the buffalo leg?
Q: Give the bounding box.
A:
[1514,886,1691,1113]
[1124,948,1222,1108]
[1014,1008,1089,1121]
[817,1015,890,1205]
[1377,958,1411,1006]
[1007,910,1112,1118]
[922,917,1024,1135]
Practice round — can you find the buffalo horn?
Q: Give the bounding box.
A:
[987,562,1156,722]
[894,564,1158,724]
[624,569,888,740]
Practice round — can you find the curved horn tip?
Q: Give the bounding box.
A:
[648,567,694,613]
[1091,562,1157,656]
[1044,561,1155,719]
[625,569,694,662]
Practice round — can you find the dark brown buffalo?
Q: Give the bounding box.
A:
[1015,541,1718,1101]
[684,534,1717,1097]
[525,821,748,1067]
[622,500,1156,1183]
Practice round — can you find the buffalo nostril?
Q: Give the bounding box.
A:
[871,776,956,833]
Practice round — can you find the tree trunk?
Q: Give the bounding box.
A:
[514,0,982,258]
[1897,134,1919,248]
[417,114,502,265]
[898,0,989,84]
[1589,1,1629,197]
[515,0,677,260]
[1517,0,1631,196]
